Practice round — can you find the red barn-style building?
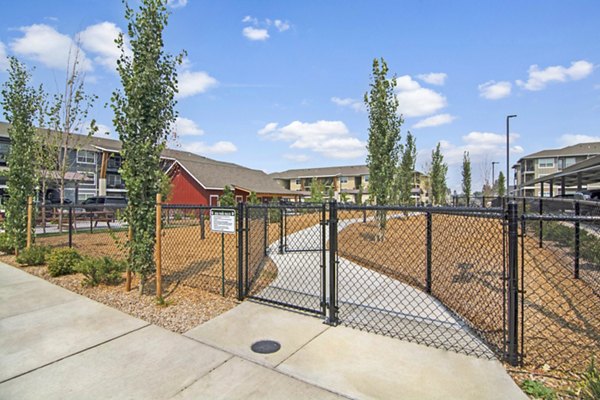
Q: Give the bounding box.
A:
[165,158,294,205]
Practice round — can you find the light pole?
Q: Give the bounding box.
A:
[506,115,517,197]
[492,161,499,194]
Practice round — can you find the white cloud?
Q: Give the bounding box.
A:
[283,153,310,162]
[177,70,218,98]
[10,24,92,71]
[183,141,237,155]
[174,117,204,136]
[558,134,600,147]
[438,131,522,165]
[242,15,258,24]
[273,20,290,32]
[516,60,594,91]
[79,22,130,71]
[0,41,8,71]
[412,113,456,129]
[167,0,188,8]
[478,80,512,100]
[258,120,366,159]
[395,75,447,117]
[331,97,364,112]
[94,123,112,136]
[242,27,270,41]
[416,72,447,86]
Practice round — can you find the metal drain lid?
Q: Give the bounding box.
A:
[251,340,281,354]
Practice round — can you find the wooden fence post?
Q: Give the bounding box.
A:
[126,225,132,292]
[155,193,162,298]
[26,196,33,249]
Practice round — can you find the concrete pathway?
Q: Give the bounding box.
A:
[0,262,525,399]
[260,216,493,357]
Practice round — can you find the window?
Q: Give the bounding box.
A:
[363,175,369,182]
[210,195,219,206]
[340,176,348,184]
[77,171,96,187]
[558,157,576,170]
[108,155,122,170]
[236,195,243,203]
[537,158,554,168]
[0,142,10,163]
[77,150,96,164]
[107,174,122,188]
[295,179,300,185]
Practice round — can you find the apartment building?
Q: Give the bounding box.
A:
[513,142,600,197]
[271,165,430,204]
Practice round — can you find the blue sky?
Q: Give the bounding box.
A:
[1,0,599,192]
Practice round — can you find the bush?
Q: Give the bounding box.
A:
[75,256,126,287]
[521,380,556,400]
[577,357,600,400]
[0,233,15,254]
[47,248,82,277]
[15,245,49,266]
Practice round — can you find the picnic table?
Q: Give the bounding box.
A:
[37,209,118,233]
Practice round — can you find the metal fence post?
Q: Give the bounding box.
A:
[279,206,284,254]
[321,203,327,316]
[200,209,205,240]
[507,201,520,366]
[538,198,543,248]
[263,206,268,256]
[237,202,245,300]
[574,201,580,279]
[327,200,338,325]
[426,212,432,294]
[68,205,73,248]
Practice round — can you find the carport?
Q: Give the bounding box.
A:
[524,155,600,197]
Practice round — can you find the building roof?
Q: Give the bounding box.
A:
[517,142,600,162]
[172,159,293,195]
[1,121,291,196]
[270,165,370,179]
[525,155,600,187]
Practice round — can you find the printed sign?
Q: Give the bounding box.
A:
[210,209,236,234]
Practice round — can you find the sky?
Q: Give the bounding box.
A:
[0,0,599,192]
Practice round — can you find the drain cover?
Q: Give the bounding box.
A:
[251,340,281,354]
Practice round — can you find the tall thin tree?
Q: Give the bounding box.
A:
[365,58,403,240]
[429,143,448,205]
[461,151,472,205]
[1,58,43,252]
[111,0,183,294]
[396,131,416,205]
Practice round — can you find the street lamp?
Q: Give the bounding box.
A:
[506,115,517,197]
[492,161,499,193]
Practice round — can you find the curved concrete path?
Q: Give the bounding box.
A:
[257,216,494,357]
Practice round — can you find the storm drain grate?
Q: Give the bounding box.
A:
[251,340,281,354]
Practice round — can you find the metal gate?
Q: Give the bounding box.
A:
[244,203,327,317]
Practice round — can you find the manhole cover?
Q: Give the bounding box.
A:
[251,340,281,354]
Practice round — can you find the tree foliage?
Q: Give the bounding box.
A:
[365,58,403,206]
[430,143,448,205]
[1,57,43,251]
[111,0,183,293]
[248,191,260,205]
[395,131,416,205]
[220,185,235,206]
[497,172,506,197]
[461,151,472,203]
[308,177,324,203]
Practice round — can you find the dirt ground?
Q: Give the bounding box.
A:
[337,212,599,391]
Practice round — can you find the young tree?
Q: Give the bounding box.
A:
[365,58,403,239]
[461,151,472,205]
[308,177,324,203]
[1,57,43,252]
[339,192,349,203]
[395,131,416,205]
[356,184,364,205]
[47,47,98,210]
[111,0,183,294]
[220,185,235,206]
[497,172,506,198]
[429,143,448,205]
[327,185,335,200]
[248,191,260,205]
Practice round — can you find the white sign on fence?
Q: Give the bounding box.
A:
[210,209,236,234]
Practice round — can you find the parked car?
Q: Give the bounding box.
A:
[80,196,127,209]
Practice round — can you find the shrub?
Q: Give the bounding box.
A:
[0,232,15,254]
[75,256,126,287]
[47,248,82,277]
[15,245,49,266]
[521,380,556,400]
[578,357,600,400]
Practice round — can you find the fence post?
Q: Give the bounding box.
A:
[155,193,162,299]
[126,226,132,292]
[326,200,338,325]
[278,206,284,254]
[263,206,268,256]
[426,212,432,294]
[538,198,543,248]
[200,209,205,240]
[321,203,327,316]
[26,196,33,249]
[574,201,580,279]
[237,202,244,300]
[68,205,73,248]
[507,201,520,366]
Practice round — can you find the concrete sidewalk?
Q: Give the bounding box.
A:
[0,262,526,399]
